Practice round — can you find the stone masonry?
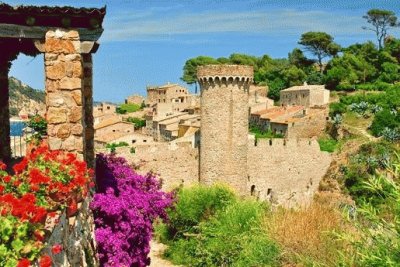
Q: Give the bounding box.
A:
[197,65,253,196]
[45,30,85,159]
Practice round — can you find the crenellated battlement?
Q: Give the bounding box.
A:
[251,138,320,150]
[197,65,253,86]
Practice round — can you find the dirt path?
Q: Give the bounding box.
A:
[344,124,378,142]
[149,240,180,267]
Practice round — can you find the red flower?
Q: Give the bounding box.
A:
[29,168,50,185]
[17,258,31,267]
[0,161,6,170]
[39,255,52,267]
[3,175,11,183]
[0,185,4,194]
[51,244,63,254]
[13,158,28,174]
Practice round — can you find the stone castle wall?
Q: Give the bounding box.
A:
[198,65,253,195]
[120,143,199,190]
[125,138,331,207]
[248,138,331,206]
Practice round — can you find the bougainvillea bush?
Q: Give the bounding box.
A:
[0,143,93,267]
[91,154,174,267]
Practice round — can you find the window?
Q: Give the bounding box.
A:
[250,185,256,196]
[132,140,136,144]
[107,106,110,110]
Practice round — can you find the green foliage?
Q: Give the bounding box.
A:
[106,141,129,153]
[370,109,400,136]
[329,102,347,117]
[126,117,146,129]
[116,103,141,114]
[298,31,340,71]
[318,137,339,153]
[342,142,397,204]
[339,155,400,266]
[158,185,280,267]
[249,126,284,139]
[9,107,18,117]
[27,115,47,144]
[181,56,220,84]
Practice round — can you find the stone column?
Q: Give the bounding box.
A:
[0,57,11,162]
[44,30,85,159]
[82,54,94,168]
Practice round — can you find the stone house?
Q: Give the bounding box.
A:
[94,116,134,144]
[270,107,328,138]
[93,102,116,119]
[125,94,144,105]
[280,83,330,107]
[146,83,191,111]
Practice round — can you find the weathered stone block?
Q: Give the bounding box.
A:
[71,90,82,106]
[60,77,81,90]
[69,107,82,123]
[45,53,58,61]
[61,136,75,151]
[46,62,66,80]
[47,107,68,124]
[71,124,83,135]
[48,136,62,150]
[65,54,81,62]
[45,80,59,93]
[45,38,76,54]
[56,124,71,139]
[74,137,83,152]
[47,93,64,107]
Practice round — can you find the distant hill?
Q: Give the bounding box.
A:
[8,77,45,117]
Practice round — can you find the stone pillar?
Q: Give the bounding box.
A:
[82,54,94,168]
[44,30,84,158]
[197,65,253,196]
[0,58,11,162]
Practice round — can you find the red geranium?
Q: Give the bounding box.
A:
[51,244,63,254]
[39,255,52,267]
[17,258,31,267]
[0,161,6,170]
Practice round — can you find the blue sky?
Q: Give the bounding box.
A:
[6,0,400,103]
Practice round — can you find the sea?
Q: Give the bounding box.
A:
[10,121,26,136]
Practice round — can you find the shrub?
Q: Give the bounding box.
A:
[329,102,347,117]
[370,109,400,137]
[90,154,174,267]
[159,185,280,267]
[126,117,146,129]
[105,142,129,153]
[318,137,339,153]
[339,156,400,266]
[116,103,141,114]
[27,115,47,143]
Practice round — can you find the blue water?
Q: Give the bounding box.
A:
[10,121,26,136]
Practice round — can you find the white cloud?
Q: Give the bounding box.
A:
[101,8,400,42]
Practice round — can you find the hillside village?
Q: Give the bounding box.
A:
[1,2,400,267]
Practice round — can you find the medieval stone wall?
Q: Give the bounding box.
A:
[248,138,331,206]
[123,137,331,207]
[120,143,199,190]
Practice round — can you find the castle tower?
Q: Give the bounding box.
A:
[197,65,253,195]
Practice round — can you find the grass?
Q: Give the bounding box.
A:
[249,126,284,139]
[342,111,373,129]
[117,103,141,114]
[318,136,339,153]
[265,203,351,266]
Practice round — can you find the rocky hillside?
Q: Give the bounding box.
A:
[9,77,45,117]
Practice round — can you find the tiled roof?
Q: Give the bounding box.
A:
[0,3,106,28]
[281,85,325,92]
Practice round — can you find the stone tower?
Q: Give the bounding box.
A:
[197,65,253,195]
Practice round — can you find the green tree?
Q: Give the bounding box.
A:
[362,9,400,50]
[298,31,340,73]
[181,56,219,92]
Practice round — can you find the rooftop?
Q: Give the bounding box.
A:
[281,84,325,92]
[0,3,106,29]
